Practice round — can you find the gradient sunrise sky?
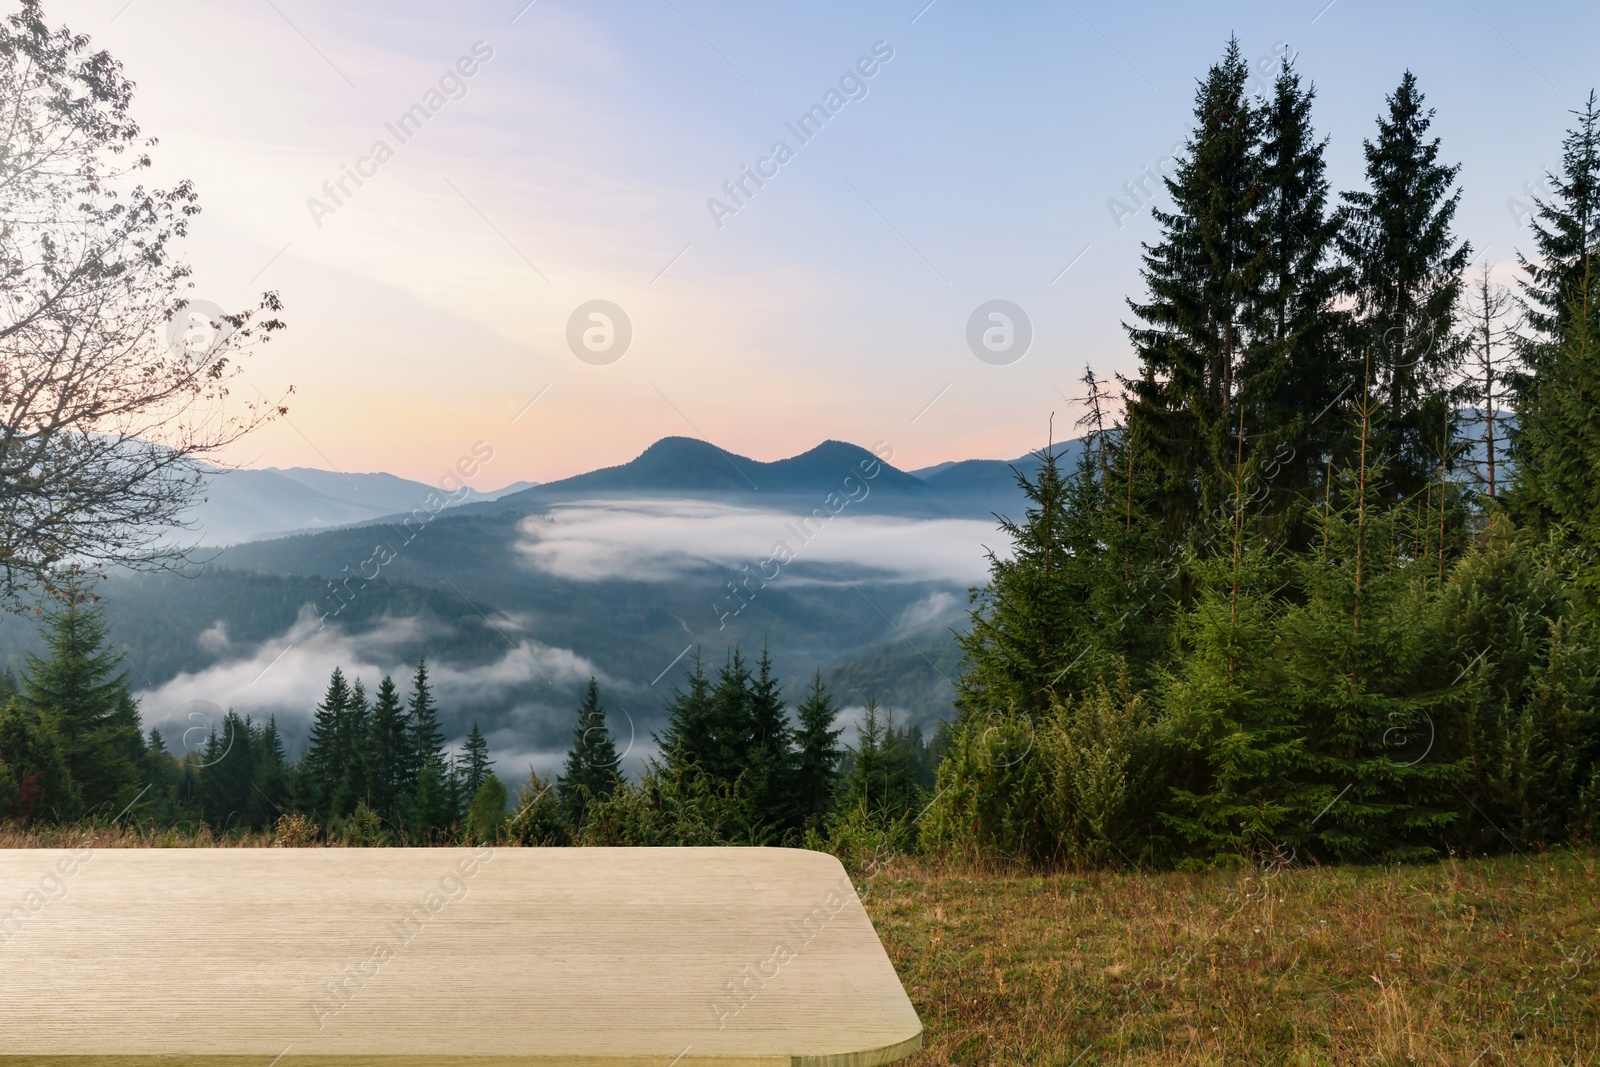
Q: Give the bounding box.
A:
[61,0,1595,487]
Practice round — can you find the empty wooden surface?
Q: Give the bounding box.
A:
[0,846,921,1066]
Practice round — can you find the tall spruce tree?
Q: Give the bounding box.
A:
[556,678,621,827]
[1336,71,1471,502]
[956,445,1086,719]
[23,588,145,816]
[1241,61,1352,529]
[363,675,410,824]
[404,659,453,836]
[793,670,844,830]
[331,677,370,818]
[1124,38,1264,533]
[1507,274,1600,594]
[252,715,290,829]
[659,650,713,768]
[745,647,796,833]
[301,666,351,820]
[197,711,255,833]
[458,723,493,796]
[1515,91,1600,365]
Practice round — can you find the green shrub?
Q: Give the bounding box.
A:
[464,772,510,844]
[508,771,572,846]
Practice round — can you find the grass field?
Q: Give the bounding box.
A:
[860,850,1600,1066]
[5,827,1597,1064]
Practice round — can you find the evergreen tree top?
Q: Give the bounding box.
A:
[1517,90,1600,347]
[23,589,133,741]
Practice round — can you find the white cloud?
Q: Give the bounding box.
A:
[514,499,1002,585]
[135,606,607,744]
[196,620,231,655]
[897,590,961,633]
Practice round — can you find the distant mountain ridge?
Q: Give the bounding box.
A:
[460,436,1083,520]
[185,436,1084,545]
[185,466,536,546]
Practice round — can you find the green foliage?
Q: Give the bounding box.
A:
[1514,91,1600,359]
[335,802,387,846]
[956,446,1092,718]
[1337,71,1471,501]
[363,676,409,824]
[579,760,748,846]
[922,677,1162,868]
[0,697,77,822]
[556,678,621,828]
[508,771,572,846]
[918,708,1048,864]
[793,669,844,831]
[457,722,493,797]
[1124,38,1265,531]
[23,589,145,815]
[1437,520,1600,846]
[1507,276,1600,596]
[463,772,509,844]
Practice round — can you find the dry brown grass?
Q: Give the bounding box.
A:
[858,850,1600,1065]
[4,826,1596,1063]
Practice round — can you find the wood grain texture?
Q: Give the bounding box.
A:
[0,846,921,1066]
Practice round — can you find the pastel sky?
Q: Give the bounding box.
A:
[59,0,1597,487]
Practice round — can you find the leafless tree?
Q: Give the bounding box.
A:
[0,1,287,609]
[1457,263,1516,498]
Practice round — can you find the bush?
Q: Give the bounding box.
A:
[272,812,318,847]
[579,762,748,846]
[920,675,1161,867]
[464,772,509,844]
[508,771,572,846]
[334,802,387,846]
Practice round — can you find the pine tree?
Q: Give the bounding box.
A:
[1124,38,1264,532]
[1515,91,1600,365]
[197,710,255,834]
[792,670,844,830]
[251,715,290,829]
[464,771,509,843]
[1337,71,1471,502]
[23,587,145,816]
[659,651,712,767]
[745,646,795,833]
[0,697,77,822]
[1276,417,1465,862]
[332,677,371,818]
[403,659,452,837]
[1507,273,1600,595]
[839,695,921,823]
[1162,535,1310,858]
[301,666,350,820]
[363,675,409,824]
[1241,61,1352,532]
[458,723,493,796]
[556,678,621,827]
[956,445,1090,718]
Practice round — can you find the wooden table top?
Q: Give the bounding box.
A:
[0,846,921,1066]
